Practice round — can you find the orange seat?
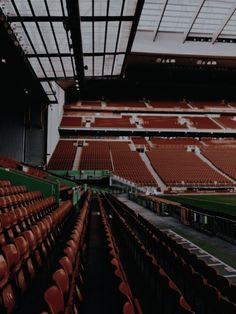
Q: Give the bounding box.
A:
[52,268,69,298]
[44,285,64,314]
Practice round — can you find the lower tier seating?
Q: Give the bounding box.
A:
[147,148,231,186]
[48,140,77,170]
[109,142,157,186]
[202,147,236,180]
[79,141,113,171]
[0,179,74,313]
[102,194,236,314]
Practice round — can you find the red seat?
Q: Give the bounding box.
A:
[52,269,69,298]
[2,243,27,294]
[59,257,73,278]
[0,254,16,313]
[44,285,64,314]
[14,235,35,280]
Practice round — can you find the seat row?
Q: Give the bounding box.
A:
[147,149,231,186]
[102,194,193,314]
[138,215,236,306]
[0,185,27,197]
[0,196,57,246]
[107,194,236,314]
[97,194,143,314]
[0,180,11,187]
[47,140,77,170]
[0,191,43,211]
[42,191,92,314]
[0,199,73,313]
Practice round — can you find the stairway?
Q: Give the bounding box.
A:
[139,152,167,192]
[72,146,82,170]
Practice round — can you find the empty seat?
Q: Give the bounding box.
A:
[44,285,65,314]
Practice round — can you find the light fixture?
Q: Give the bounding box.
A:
[1,58,6,64]
[155,58,162,63]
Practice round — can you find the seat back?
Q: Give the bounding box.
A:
[52,268,69,297]
[44,285,64,314]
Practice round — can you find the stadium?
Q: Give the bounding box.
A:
[0,0,236,313]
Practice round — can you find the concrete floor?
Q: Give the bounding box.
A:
[117,194,236,284]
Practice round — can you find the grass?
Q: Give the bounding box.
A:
[159,194,236,217]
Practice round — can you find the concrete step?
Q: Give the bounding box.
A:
[139,152,167,191]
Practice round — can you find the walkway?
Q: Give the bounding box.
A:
[81,197,122,314]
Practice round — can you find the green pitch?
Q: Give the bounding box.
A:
[160,194,236,217]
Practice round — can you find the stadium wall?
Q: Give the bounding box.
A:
[47,83,64,163]
[0,97,47,166]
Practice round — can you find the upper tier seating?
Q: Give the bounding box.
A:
[48,140,77,170]
[92,116,134,128]
[106,101,146,108]
[60,116,82,128]
[151,137,201,147]
[187,117,221,129]
[79,141,113,171]
[132,137,149,147]
[214,116,236,129]
[150,101,190,109]
[81,101,101,106]
[189,101,229,109]
[202,138,236,146]
[141,116,187,129]
[109,142,157,186]
[147,148,231,186]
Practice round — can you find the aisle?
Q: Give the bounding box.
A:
[81,196,118,314]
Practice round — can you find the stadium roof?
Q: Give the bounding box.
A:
[134,0,236,57]
[0,1,143,83]
[1,0,236,102]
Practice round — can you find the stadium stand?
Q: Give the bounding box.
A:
[0,176,75,312]
[189,101,229,109]
[1,1,236,313]
[141,116,187,129]
[150,137,201,147]
[147,148,231,186]
[48,141,77,170]
[150,101,190,109]
[106,101,146,108]
[214,116,236,129]
[60,117,83,128]
[79,141,113,171]
[92,116,134,128]
[187,117,221,129]
[81,101,101,106]
[101,194,236,314]
[109,142,157,186]
[202,147,236,181]
[132,137,150,147]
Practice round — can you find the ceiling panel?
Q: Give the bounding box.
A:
[0,0,142,86]
[0,0,75,102]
